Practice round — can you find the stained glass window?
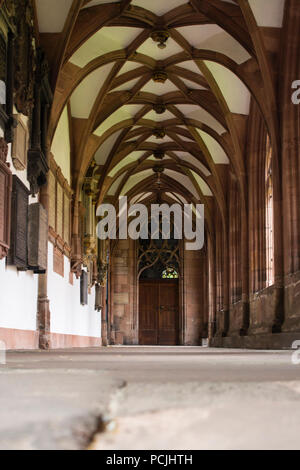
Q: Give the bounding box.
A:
[162,267,179,279]
[138,220,180,280]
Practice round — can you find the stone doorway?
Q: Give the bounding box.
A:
[139,279,179,346]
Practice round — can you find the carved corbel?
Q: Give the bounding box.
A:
[71,236,83,279]
[97,260,108,287]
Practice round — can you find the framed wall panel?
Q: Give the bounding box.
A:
[0,138,11,259]
[7,175,29,270]
[28,203,48,273]
[48,154,73,259]
[11,115,28,170]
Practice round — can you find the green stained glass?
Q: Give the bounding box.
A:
[162,267,179,279]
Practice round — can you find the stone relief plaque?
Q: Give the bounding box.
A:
[7,175,29,269]
[11,115,28,170]
[28,202,48,273]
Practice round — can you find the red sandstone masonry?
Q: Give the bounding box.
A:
[0,328,39,350]
[0,328,102,350]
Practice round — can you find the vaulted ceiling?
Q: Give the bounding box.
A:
[34,0,285,234]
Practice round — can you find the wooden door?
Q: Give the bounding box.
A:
[158,281,179,345]
[139,280,179,345]
[139,281,159,345]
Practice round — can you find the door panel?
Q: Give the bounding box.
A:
[139,282,159,345]
[158,282,179,345]
[139,280,179,346]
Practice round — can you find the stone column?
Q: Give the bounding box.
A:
[37,144,50,350]
[281,0,300,332]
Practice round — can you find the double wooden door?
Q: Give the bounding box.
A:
[139,280,179,345]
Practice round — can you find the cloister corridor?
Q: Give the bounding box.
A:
[0,0,299,453]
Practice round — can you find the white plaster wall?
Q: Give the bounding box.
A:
[0,119,39,332]
[48,243,101,338]
[0,260,38,330]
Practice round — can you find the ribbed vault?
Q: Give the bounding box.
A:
[34,0,285,236]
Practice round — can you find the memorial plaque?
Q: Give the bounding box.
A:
[7,176,29,269]
[0,138,11,259]
[28,203,48,273]
[0,169,11,258]
[80,270,88,306]
[11,115,28,170]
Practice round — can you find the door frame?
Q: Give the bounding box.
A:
[136,240,186,345]
[138,279,180,346]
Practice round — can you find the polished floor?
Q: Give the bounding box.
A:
[1,347,300,449]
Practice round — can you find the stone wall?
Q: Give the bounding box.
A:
[184,249,208,345]
[110,239,137,345]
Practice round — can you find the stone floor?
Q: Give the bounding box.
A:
[1,346,300,450]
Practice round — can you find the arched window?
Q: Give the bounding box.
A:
[265,135,274,287]
[138,219,180,280]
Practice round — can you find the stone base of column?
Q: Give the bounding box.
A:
[101,321,108,346]
[38,297,51,350]
[215,310,230,337]
[247,285,284,337]
[282,271,300,333]
[227,301,250,337]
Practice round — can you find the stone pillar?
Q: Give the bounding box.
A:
[37,146,50,350]
[184,249,207,345]
[281,0,300,332]
[208,236,216,341]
